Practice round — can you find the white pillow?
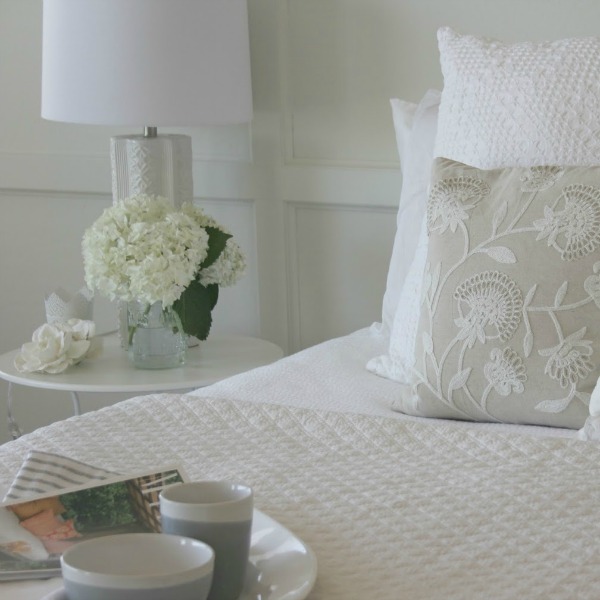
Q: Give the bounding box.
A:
[380,89,440,334]
[390,98,417,171]
[369,217,428,380]
[369,90,439,379]
[379,98,416,333]
[435,27,600,169]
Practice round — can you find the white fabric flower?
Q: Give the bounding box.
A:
[14,320,97,374]
[65,318,95,341]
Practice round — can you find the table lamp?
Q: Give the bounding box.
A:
[41,0,253,206]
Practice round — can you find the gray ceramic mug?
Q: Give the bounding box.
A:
[160,481,253,600]
[61,533,214,600]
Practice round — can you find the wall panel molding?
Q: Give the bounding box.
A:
[0,150,254,200]
[279,0,402,168]
[285,200,397,352]
[283,163,401,208]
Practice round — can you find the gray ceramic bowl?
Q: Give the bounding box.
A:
[60,533,214,600]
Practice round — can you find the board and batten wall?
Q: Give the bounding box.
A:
[2,0,600,442]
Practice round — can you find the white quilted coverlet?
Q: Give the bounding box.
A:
[1,392,599,599]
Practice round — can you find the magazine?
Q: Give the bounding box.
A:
[0,466,186,581]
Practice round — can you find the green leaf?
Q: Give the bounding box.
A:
[173,281,219,340]
[202,227,231,269]
[206,282,219,310]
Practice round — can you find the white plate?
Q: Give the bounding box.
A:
[40,509,317,600]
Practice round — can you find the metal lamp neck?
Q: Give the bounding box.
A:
[144,126,158,138]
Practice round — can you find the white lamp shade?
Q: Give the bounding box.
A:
[42,0,253,126]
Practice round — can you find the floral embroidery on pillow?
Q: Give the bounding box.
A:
[483,347,527,397]
[405,159,600,429]
[427,177,490,233]
[454,271,522,347]
[533,184,600,260]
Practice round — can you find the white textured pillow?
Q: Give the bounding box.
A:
[380,90,440,334]
[435,27,600,169]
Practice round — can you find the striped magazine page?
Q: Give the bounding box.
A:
[2,451,118,503]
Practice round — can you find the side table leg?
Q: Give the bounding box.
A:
[70,392,81,416]
[7,387,81,440]
[7,382,24,440]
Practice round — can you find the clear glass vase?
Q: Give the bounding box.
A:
[127,301,186,369]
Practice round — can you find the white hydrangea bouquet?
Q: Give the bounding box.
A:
[82,195,245,341]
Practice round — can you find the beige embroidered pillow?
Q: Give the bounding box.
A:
[397,158,600,429]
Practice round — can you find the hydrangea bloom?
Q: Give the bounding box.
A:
[82,196,209,307]
[181,202,246,286]
[200,239,246,287]
[82,195,246,340]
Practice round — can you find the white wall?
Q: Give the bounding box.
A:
[3,0,600,441]
[0,1,263,440]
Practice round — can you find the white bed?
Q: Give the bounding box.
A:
[4,26,600,600]
[1,327,597,599]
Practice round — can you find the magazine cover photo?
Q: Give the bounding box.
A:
[0,467,184,581]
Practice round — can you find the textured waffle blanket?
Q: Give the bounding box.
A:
[0,393,599,599]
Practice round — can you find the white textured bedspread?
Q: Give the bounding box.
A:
[1,393,599,599]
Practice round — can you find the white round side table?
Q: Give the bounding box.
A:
[0,333,284,439]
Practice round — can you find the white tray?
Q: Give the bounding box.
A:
[40,509,317,600]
